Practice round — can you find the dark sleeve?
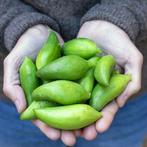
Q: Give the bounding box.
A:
[81,0,147,42]
[0,0,60,53]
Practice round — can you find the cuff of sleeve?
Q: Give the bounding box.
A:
[4,12,60,51]
[81,4,139,42]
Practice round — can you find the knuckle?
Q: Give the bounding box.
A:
[133,84,141,93]
[27,25,48,36]
[3,85,10,97]
[28,28,41,35]
[3,55,12,66]
[3,56,9,66]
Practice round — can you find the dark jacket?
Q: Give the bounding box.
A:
[0,0,147,94]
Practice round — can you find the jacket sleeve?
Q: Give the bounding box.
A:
[81,0,147,42]
[0,0,60,53]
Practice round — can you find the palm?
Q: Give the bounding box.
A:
[11,26,51,60]
[3,25,76,145]
[3,22,143,146]
[76,20,143,139]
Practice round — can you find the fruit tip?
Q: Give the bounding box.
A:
[97,48,102,54]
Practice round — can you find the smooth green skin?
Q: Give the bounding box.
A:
[32,80,90,105]
[19,57,39,106]
[94,55,116,86]
[20,101,58,120]
[79,68,94,93]
[37,55,89,81]
[63,38,101,59]
[90,74,131,111]
[42,80,53,85]
[34,104,102,130]
[88,56,100,67]
[36,32,61,70]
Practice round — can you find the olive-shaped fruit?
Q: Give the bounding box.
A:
[90,74,131,111]
[94,55,116,86]
[36,32,61,70]
[19,57,39,105]
[37,55,89,81]
[32,80,90,105]
[34,104,102,130]
[63,38,101,59]
[20,101,58,120]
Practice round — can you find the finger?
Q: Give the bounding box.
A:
[83,124,97,140]
[5,85,26,113]
[96,101,118,133]
[12,26,64,60]
[61,131,76,146]
[33,25,64,46]
[3,56,26,112]
[117,56,143,107]
[116,82,139,107]
[33,120,61,140]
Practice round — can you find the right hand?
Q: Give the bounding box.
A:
[3,24,76,146]
[76,20,143,140]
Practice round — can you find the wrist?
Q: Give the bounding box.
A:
[79,21,100,39]
[80,20,128,40]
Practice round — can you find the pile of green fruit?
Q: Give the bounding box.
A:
[19,32,131,130]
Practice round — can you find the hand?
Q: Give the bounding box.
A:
[3,24,76,146]
[77,20,143,139]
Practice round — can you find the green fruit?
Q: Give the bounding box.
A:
[19,57,39,105]
[90,74,131,111]
[42,80,52,85]
[63,38,101,59]
[94,55,116,86]
[88,56,100,67]
[36,32,61,70]
[32,80,90,105]
[34,104,102,130]
[79,68,94,93]
[20,101,58,120]
[37,55,89,81]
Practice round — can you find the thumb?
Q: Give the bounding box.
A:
[3,85,26,113]
[3,55,26,113]
[117,54,143,107]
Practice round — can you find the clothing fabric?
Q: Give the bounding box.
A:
[0,0,147,92]
[0,93,147,147]
[0,1,147,146]
[0,0,147,52]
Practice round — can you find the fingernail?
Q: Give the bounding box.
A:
[14,100,21,113]
[97,120,103,128]
[97,119,105,130]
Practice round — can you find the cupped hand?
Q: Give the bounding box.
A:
[77,20,143,140]
[3,24,76,146]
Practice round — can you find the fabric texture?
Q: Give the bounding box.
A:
[0,93,147,147]
[0,0,147,52]
[0,1,147,146]
[0,0,59,52]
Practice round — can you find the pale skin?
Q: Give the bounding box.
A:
[3,20,143,146]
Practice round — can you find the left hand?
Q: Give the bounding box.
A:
[3,24,77,147]
[75,20,143,140]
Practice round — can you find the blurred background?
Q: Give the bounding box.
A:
[0,40,147,146]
